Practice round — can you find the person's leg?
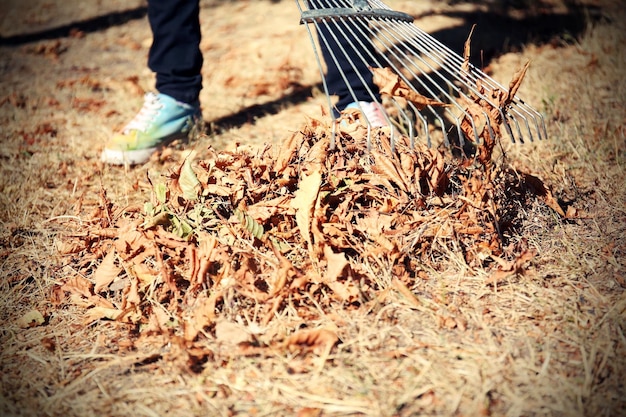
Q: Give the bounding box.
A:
[308,0,383,112]
[102,0,203,165]
[148,0,203,105]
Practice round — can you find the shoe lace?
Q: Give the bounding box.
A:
[361,102,388,127]
[123,93,163,133]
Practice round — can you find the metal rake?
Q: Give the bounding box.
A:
[295,0,548,151]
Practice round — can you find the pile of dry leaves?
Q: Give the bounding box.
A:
[55,103,562,348]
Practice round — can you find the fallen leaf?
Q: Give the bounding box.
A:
[55,239,85,255]
[297,408,322,417]
[41,337,56,352]
[272,131,300,174]
[392,278,421,308]
[461,24,477,75]
[485,250,536,285]
[214,320,251,345]
[284,328,340,356]
[323,245,349,282]
[61,276,93,298]
[93,249,122,293]
[371,67,449,110]
[505,61,531,106]
[83,306,123,324]
[17,310,45,328]
[184,291,222,342]
[565,205,577,219]
[179,155,201,201]
[290,170,322,250]
[521,172,566,217]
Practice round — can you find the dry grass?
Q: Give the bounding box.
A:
[1,0,625,416]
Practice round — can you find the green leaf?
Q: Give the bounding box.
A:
[235,208,264,239]
[155,182,168,204]
[144,201,155,217]
[187,204,215,227]
[171,214,194,239]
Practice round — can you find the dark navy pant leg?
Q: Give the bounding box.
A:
[147,0,203,104]
[307,0,382,112]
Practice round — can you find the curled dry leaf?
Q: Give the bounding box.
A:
[505,61,531,106]
[61,275,93,299]
[290,170,322,251]
[323,245,349,282]
[184,290,222,342]
[485,249,537,285]
[93,249,122,293]
[168,153,201,201]
[17,310,45,328]
[461,24,477,75]
[55,239,85,255]
[284,328,340,356]
[371,67,449,110]
[520,172,565,217]
[82,306,122,325]
[273,130,300,174]
[214,320,252,345]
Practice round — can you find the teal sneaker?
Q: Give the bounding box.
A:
[101,92,201,165]
[344,101,389,127]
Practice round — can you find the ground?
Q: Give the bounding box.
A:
[0,0,625,416]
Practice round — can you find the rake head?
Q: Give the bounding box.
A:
[295,0,548,152]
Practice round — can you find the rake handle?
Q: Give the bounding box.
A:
[301,1,414,24]
[352,0,370,10]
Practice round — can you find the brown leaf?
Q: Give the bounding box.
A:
[246,195,291,222]
[152,304,176,333]
[304,134,329,174]
[82,306,123,325]
[371,149,410,194]
[485,249,536,285]
[93,249,122,293]
[290,170,322,251]
[284,328,340,356]
[371,67,449,110]
[55,239,85,255]
[565,205,578,219]
[214,320,252,345]
[202,184,232,197]
[273,131,301,174]
[184,290,222,342]
[323,245,349,282]
[297,408,322,417]
[392,278,421,308]
[327,280,360,302]
[61,276,93,298]
[521,172,566,217]
[114,225,147,258]
[191,233,218,287]
[461,24,477,75]
[504,61,531,106]
[458,96,489,143]
[269,251,296,297]
[484,268,515,286]
[122,277,141,308]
